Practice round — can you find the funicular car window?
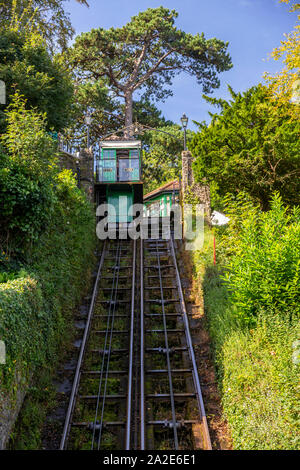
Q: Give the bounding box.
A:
[97,159,117,182]
[96,149,117,182]
[119,158,140,181]
[129,149,139,158]
[97,146,140,182]
[102,149,116,159]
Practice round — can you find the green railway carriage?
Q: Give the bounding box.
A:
[95,139,143,228]
[143,180,180,217]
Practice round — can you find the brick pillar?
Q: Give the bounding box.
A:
[78,149,94,202]
[181,150,211,220]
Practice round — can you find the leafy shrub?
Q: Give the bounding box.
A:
[0,168,95,393]
[0,94,57,252]
[0,269,28,283]
[222,193,300,324]
[2,93,58,177]
[197,196,300,449]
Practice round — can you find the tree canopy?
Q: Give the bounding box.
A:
[0,29,73,132]
[63,80,174,150]
[190,84,300,210]
[142,124,193,193]
[0,0,89,51]
[70,7,232,133]
[264,0,300,117]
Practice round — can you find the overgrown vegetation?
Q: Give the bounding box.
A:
[0,28,73,132]
[0,89,95,447]
[264,0,300,119]
[190,85,300,210]
[0,0,89,51]
[0,0,299,452]
[188,3,299,449]
[191,195,300,449]
[221,193,300,324]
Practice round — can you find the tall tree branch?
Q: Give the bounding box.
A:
[133,48,175,90]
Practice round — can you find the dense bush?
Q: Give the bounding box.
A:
[0,278,44,390]
[202,266,300,449]
[0,93,96,401]
[221,193,300,325]
[0,94,58,253]
[190,194,300,449]
[0,169,95,393]
[190,85,300,210]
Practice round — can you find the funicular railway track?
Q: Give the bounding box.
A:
[60,235,211,450]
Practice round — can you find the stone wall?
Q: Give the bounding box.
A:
[0,373,28,449]
[181,150,211,218]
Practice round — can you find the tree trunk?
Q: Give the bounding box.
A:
[124,90,133,138]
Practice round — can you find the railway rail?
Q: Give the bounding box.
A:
[60,235,211,450]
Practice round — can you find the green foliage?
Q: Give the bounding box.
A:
[191,199,300,449]
[133,100,173,129]
[0,90,96,395]
[0,94,57,251]
[0,29,73,131]
[63,78,175,149]
[2,93,58,175]
[31,169,95,318]
[221,193,300,325]
[0,167,95,394]
[0,268,28,283]
[0,0,89,51]
[0,278,44,384]
[203,266,300,449]
[142,124,192,193]
[191,85,300,209]
[8,367,57,449]
[221,313,300,450]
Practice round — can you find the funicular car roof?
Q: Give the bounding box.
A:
[100,140,141,149]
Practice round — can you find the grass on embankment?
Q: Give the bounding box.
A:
[190,202,300,450]
[203,267,299,450]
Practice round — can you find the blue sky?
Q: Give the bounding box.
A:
[66,0,297,128]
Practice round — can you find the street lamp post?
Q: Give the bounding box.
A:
[85,111,92,149]
[180,113,189,151]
